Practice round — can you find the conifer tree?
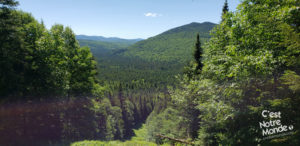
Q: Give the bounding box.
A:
[222,0,229,15]
[221,0,229,21]
[193,33,203,73]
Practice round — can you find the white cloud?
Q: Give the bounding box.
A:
[144,12,162,17]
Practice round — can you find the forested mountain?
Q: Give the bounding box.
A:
[76,36,142,56]
[77,22,216,86]
[78,40,182,86]
[1,0,299,145]
[123,22,216,63]
[77,39,131,58]
[78,39,131,51]
[76,35,143,44]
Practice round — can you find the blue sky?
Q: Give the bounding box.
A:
[17,0,241,39]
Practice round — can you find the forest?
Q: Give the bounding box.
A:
[0,0,299,145]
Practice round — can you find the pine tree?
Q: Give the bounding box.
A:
[222,0,229,21]
[193,33,203,73]
[222,0,229,14]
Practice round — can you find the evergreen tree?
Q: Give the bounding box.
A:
[193,33,203,73]
[222,0,229,15]
[221,0,229,21]
[118,84,130,138]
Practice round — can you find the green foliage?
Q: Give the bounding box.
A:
[280,70,300,93]
[124,22,215,63]
[0,6,99,97]
[203,0,300,80]
[78,40,182,86]
[193,33,203,73]
[199,0,300,143]
[146,0,300,145]
[0,0,18,6]
[145,107,187,143]
[78,39,132,52]
[131,124,148,141]
[222,0,229,19]
[78,23,215,87]
[0,1,30,96]
[2,0,300,145]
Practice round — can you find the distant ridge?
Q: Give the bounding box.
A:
[123,22,216,63]
[76,35,143,44]
[161,22,216,35]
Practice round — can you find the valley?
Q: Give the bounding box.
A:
[0,0,299,146]
[77,22,216,86]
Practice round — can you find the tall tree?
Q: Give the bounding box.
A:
[222,0,229,15]
[193,33,203,73]
[0,0,22,96]
[221,0,229,21]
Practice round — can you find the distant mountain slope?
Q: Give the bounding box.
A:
[77,22,216,85]
[123,22,216,63]
[77,39,181,85]
[77,36,143,59]
[78,39,130,57]
[76,35,143,44]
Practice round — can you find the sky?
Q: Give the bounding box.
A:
[17,0,241,39]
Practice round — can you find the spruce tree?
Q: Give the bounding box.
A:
[222,0,229,15]
[193,33,203,73]
[221,0,229,21]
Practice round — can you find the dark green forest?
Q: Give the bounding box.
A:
[0,0,300,146]
[77,22,215,86]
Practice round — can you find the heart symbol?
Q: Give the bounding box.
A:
[289,125,294,130]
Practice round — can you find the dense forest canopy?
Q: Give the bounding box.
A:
[78,22,216,87]
[145,0,300,145]
[0,0,299,145]
[0,1,99,98]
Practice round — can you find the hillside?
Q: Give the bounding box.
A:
[123,22,216,63]
[2,0,300,145]
[76,35,143,44]
[78,39,132,51]
[77,22,216,85]
[78,40,181,85]
[77,39,131,60]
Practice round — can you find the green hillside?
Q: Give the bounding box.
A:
[77,39,130,60]
[78,39,131,51]
[123,22,216,63]
[77,22,216,85]
[78,40,181,86]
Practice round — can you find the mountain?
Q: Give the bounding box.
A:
[77,22,216,85]
[123,22,216,63]
[77,35,143,59]
[76,35,143,44]
[78,39,130,58]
